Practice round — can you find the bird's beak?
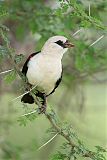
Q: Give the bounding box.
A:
[64,40,75,48]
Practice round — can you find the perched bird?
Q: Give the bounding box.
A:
[21,35,74,113]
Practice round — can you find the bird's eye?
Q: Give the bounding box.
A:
[65,40,69,43]
[55,40,64,46]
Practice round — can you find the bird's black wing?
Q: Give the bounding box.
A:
[48,71,63,96]
[21,51,40,104]
[22,51,40,76]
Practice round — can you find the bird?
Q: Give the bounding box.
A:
[21,35,74,113]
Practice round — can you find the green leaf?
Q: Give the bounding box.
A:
[18,111,38,126]
[17,116,28,127]
[95,146,107,153]
[0,24,9,31]
[0,6,8,19]
[51,153,66,160]
[81,20,91,28]
[14,54,24,64]
[4,70,17,84]
[0,45,8,56]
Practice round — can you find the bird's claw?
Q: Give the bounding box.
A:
[27,83,32,90]
[39,105,46,114]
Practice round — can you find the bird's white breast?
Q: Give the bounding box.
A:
[27,53,62,94]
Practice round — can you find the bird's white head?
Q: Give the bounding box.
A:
[41,36,74,59]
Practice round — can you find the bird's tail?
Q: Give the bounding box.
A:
[21,93,34,104]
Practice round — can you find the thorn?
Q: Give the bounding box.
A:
[12,90,30,101]
[89,3,90,16]
[21,109,38,117]
[37,133,58,151]
[12,85,38,101]
[72,28,83,36]
[0,69,13,75]
[89,35,104,47]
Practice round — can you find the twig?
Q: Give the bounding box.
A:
[37,133,58,151]
[0,29,24,79]
[45,112,75,147]
[65,0,106,30]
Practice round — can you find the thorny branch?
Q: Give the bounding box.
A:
[65,0,107,30]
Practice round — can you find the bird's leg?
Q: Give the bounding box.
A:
[35,91,47,113]
[27,83,32,90]
[40,93,47,114]
[37,93,47,114]
[25,83,32,91]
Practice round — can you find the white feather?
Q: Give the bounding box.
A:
[27,54,62,94]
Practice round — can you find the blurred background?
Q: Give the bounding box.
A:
[0,0,107,159]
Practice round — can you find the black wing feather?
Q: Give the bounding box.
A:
[22,51,40,76]
[48,71,63,96]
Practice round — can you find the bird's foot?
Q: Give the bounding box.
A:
[39,104,46,114]
[26,83,32,91]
